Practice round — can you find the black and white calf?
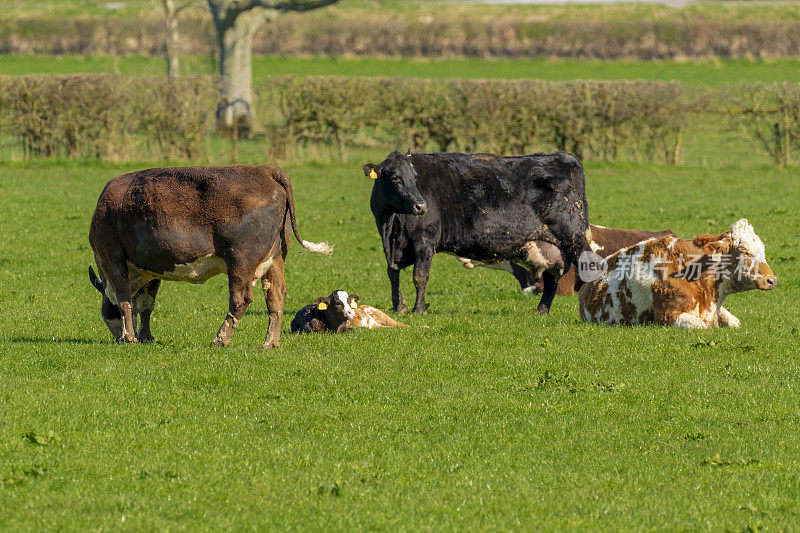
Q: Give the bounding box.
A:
[290,290,360,333]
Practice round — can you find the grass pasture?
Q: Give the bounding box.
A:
[0,157,798,529]
[3,54,800,86]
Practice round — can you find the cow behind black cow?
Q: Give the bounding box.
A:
[363,151,592,315]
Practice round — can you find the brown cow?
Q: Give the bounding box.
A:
[578,219,777,328]
[459,225,675,295]
[89,165,332,348]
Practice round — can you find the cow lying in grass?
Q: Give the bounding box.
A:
[578,219,777,328]
[291,290,359,333]
[291,291,407,333]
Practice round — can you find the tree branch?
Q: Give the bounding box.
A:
[175,0,198,15]
[243,0,339,12]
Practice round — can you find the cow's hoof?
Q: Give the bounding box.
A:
[395,306,408,315]
[534,308,550,316]
[721,316,741,328]
[412,305,429,314]
[138,333,155,343]
[211,336,230,347]
[260,333,279,350]
[117,335,138,344]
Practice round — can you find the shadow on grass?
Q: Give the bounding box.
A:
[6,336,100,345]
[245,308,306,317]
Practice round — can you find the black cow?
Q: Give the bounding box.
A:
[363,151,592,315]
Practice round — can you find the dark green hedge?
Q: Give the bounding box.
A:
[2,75,799,167]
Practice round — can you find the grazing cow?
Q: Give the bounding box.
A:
[89,165,332,348]
[290,290,359,333]
[364,151,592,315]
[460,225,675,295]
[347,305,408,329]
[578,219,777,328]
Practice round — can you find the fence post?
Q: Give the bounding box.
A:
[231,111,238,164]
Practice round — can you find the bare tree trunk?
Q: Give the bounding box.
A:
[164,0,180,78]
[210,7,275,133]
[206,0,339,133]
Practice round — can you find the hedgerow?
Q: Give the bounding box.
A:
[1,75,214,160]
[2,74,800,167]
[3,15,800,60]
[264,77,689,163]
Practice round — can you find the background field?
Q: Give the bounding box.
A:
[0,155,798,530]
[4,54,800,86]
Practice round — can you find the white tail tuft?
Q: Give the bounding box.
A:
[302,240,334,255]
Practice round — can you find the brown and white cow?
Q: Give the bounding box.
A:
[89,164,332,348]
[458,225,675,295]
[578,219,777,328]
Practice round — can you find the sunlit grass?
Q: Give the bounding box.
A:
[0,157,797,529]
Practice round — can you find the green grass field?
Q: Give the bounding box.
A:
[3,54,800,86]
[1,155,798,529]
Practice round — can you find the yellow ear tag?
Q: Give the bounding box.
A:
[369,169,378,180]
[317,302,327,311]
[351,302,358,309]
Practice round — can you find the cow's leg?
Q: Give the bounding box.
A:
[388,267,407,314]
[412,251,433,314]
[674,313,708,329]
[260,257,286,350]
[535,271,558,315]
[136,279,161,343]
[510,262,538,295]
[718,306,741,328]
[103,253,137,343]
[213,270,254,347]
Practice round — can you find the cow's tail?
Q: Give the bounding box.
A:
[89,266,104,293]
[273,169,334,255]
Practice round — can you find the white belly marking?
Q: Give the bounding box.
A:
[126,255,227,295]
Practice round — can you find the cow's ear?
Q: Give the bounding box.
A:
[405,149,412,157]
[710,239,731,254]
[696,233,730,254]
[363,164,379,180]
[350,295,359,308]
[313,296,328,310]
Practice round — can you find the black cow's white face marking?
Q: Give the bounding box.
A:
[332,290,356,320]
[364,152,427,216]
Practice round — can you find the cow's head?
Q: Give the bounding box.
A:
[314,290,359,327]
[364,151,427,216]
[706,219,777,293]
[726,219,777,291]
[89,266,126,340]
